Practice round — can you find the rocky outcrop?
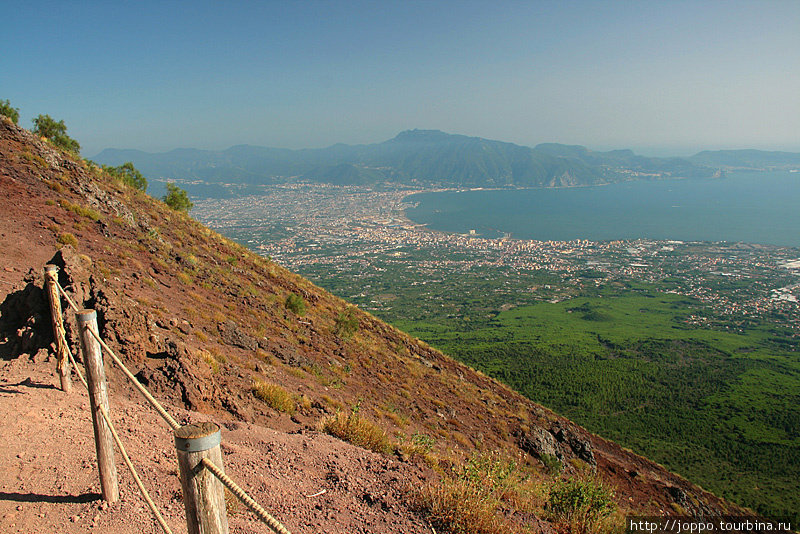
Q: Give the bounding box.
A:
[518,426,563,461]
[552,421,596,466]
[219,320,258,351]
[0,270,50,358]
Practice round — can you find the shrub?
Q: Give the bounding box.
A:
[104,161,147,191]
[547,475,616,534]
[0,99,19,124]
[32,114,80,153]
[320,403,391,454]
[334,307,359,339]
[57,233,78,248]
[540,453,563,475]
[410,450,533,534]
[411,478,512,534]
[162,182,193,212]
[252,379,296,414]
[285,293,306,315]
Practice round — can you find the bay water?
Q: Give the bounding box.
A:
[404,171,800,247]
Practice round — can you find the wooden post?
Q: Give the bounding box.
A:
[174,422,229,534]
[44,265,72,392]
[76,309,119,502]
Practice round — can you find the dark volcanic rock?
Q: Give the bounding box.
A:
[219,320,258,351]
[552,421,596,466]
[0,271,50,359]
[518,426,563,461]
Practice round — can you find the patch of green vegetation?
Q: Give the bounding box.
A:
[547,475,616,533]
[285,293,306,315]
[398,288,800,523]
[334,307,359,339]
[162,182,193,212]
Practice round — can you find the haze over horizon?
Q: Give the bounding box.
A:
[4,1,799,157]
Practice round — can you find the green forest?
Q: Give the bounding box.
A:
[386,288,800,523]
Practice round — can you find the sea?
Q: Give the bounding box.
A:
[404,171,800,248]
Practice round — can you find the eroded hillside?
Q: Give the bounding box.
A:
[0,116,747,532]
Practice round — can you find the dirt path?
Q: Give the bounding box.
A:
[0,353,433,533]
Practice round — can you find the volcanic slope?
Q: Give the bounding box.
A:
[0,116,746,532]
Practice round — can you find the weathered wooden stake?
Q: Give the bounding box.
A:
[76,309,119,502]
[175,422,229,534]
[44,265,72,392]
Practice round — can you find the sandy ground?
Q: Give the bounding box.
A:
[0,352,434,534]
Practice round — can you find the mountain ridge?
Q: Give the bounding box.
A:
[95,129,760,192]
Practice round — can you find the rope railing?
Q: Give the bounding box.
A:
[45,264,294,534]
[53,279,80,312]
[64,327,173,533]
[84,325,181,431]
[63,329,87,389]
[97,405,174,534]
[201,458,293,534]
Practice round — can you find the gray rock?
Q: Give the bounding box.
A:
[518,426,563,460]
[219,320,258,351]
[552,421,596,466]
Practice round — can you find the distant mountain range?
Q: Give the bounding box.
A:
[94,130,800,191]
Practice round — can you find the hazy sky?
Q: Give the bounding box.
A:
[4,0,799,156]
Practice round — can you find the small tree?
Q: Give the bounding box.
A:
[285,293,306,315]
[335,307,359,339]
[104,162,147,191]
[0,99,19,124]
[162,182,193,212]
[32,114,80,153]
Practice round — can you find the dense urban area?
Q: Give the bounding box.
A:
[193,183,800,334]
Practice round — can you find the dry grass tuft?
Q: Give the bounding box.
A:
[59,198,101,221]
[411,478,515,534]
[57,232,78,248]
[252,379,296,414]
[320,405,391,454]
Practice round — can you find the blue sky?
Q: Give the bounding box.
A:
[3,0,799,156]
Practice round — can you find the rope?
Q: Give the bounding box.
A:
[63,331,88,390]
[53,279,80,312]
[83,325,181,431]
[50,269,290,534]
[66,338,172,534]
[51,277,179,430]
[200,458,293,534]
[98,406,174,534]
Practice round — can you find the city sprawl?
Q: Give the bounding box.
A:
[193,183,799,335]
